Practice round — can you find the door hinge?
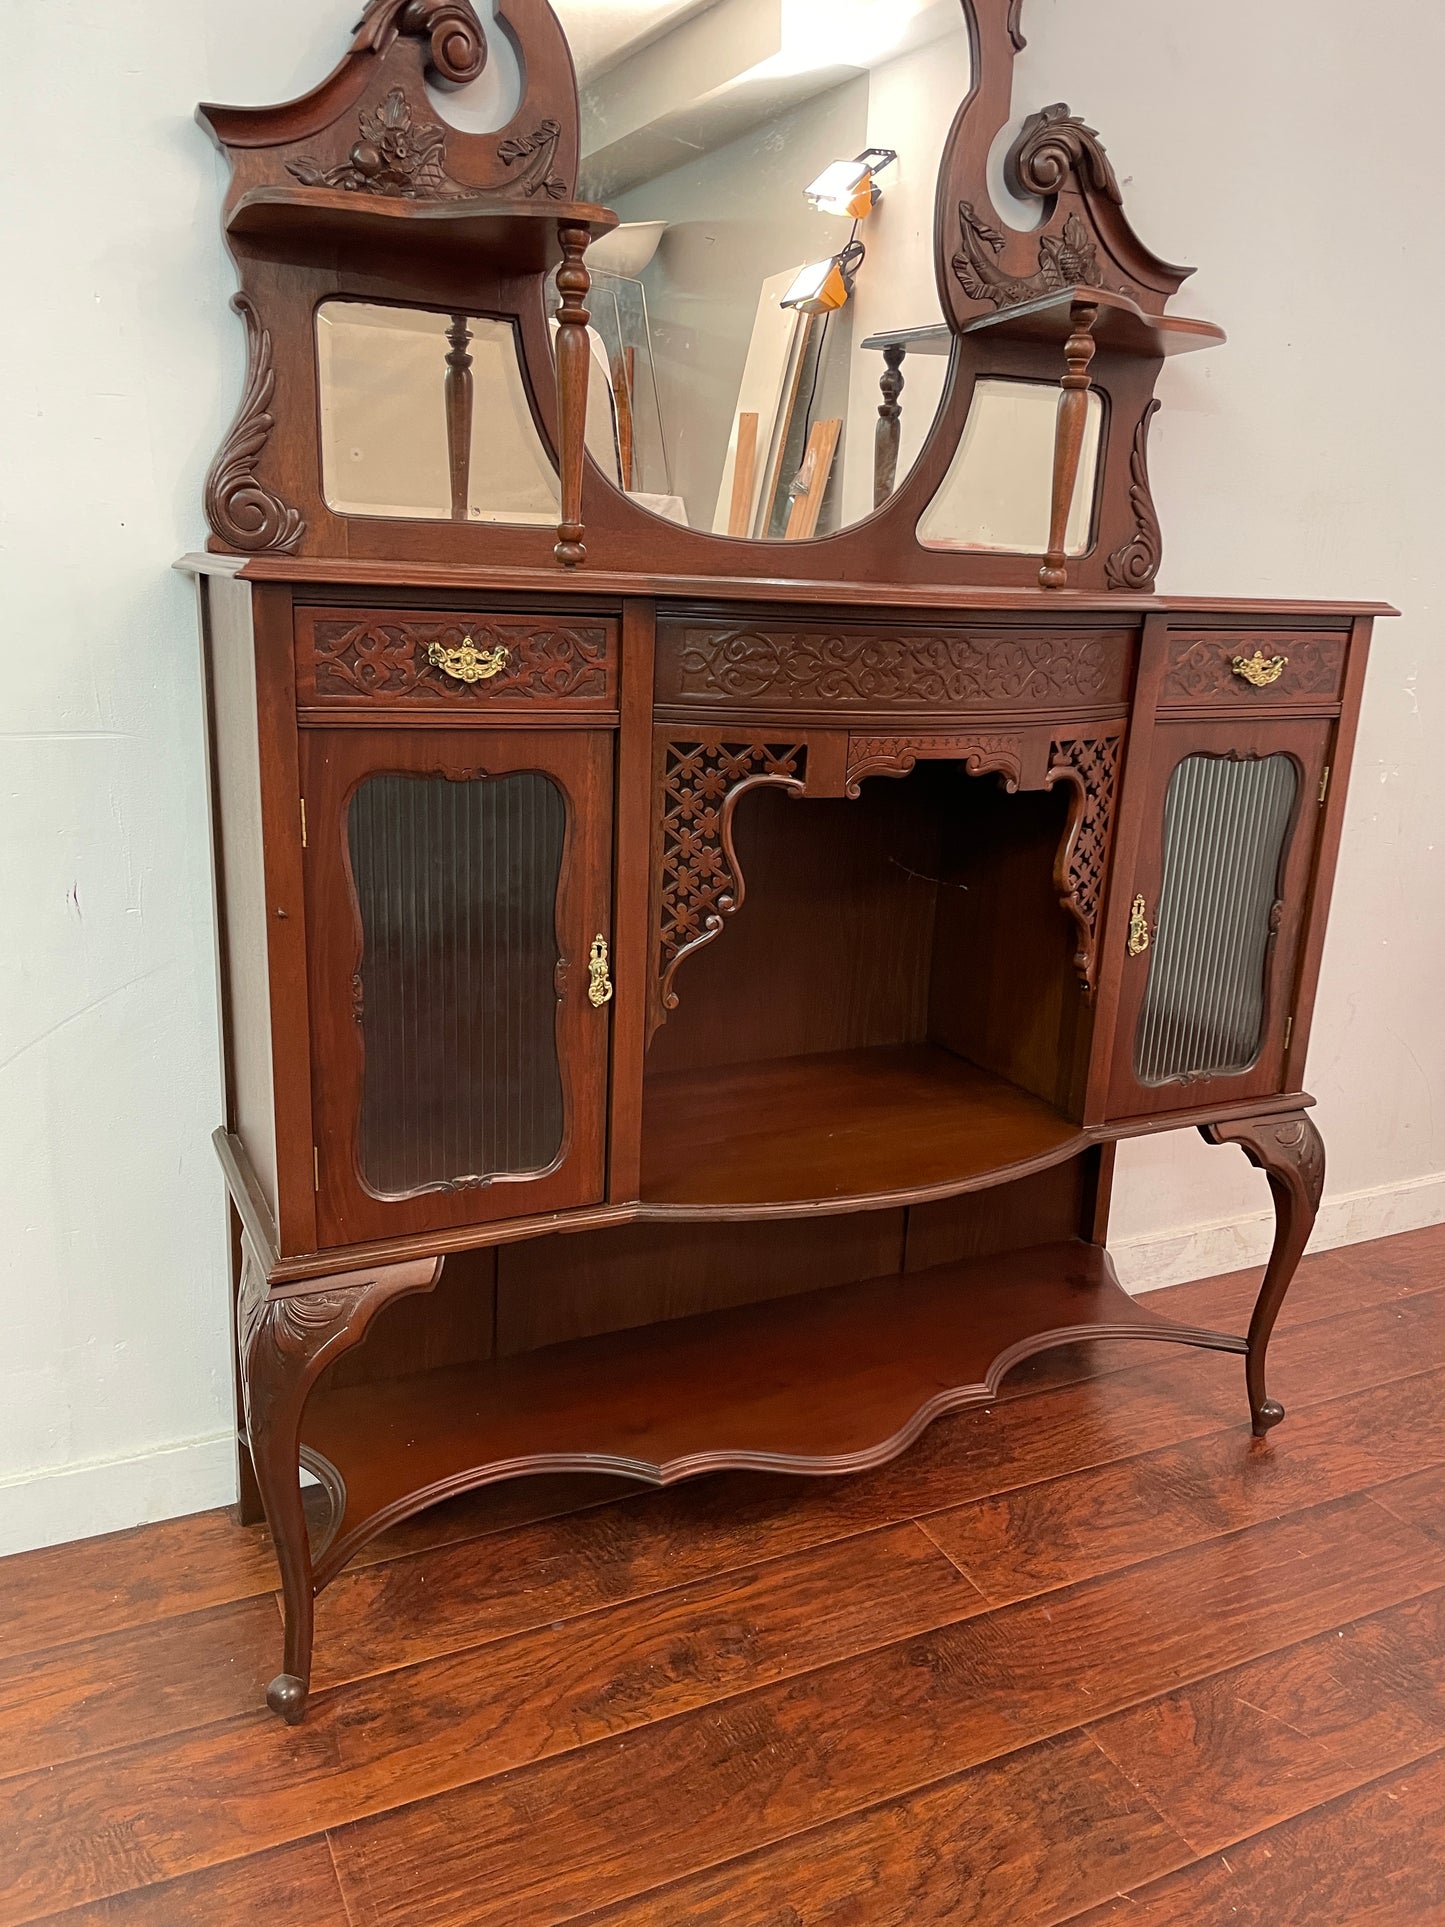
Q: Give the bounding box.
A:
[313,1146,320,1193]
[1318,766,1331,805]
[300,798,308,848]
[1284,1015,1294,1053]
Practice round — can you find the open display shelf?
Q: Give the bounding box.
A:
[226,186,618,273]
[640,1043,1083,1211]
[302,1238,1246,1580]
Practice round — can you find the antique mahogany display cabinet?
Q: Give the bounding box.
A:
[186,0,1390,1721]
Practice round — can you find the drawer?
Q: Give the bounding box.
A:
[1159,630,1346,708]
[296,608,618,714]
[655,611,1134,714]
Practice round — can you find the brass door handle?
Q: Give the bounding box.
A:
[427,636,509,684]
[588,935,614,1008]
[1231,650,1288,688]
[1128,894,1151,958]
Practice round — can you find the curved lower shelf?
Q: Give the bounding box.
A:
[640,1043,1083,1215]
[302,1238,1246,1585]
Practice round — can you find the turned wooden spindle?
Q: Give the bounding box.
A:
[874,343,907,509]
[1039,298,1099,591]
[554,223,593,568]
[443,314,474,524]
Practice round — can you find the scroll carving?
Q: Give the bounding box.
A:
[1007,0,1027,51]
[352,0,488,84]
[668,626,1126,709]
[845,734,1025,798]
[656,740,807,1030]
[1047,732,1124,994]
[1007,104,1122,205]
[307,618,612,702]
[203,295,304,555]
[1105,400,1163,591]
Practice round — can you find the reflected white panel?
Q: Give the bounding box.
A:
[917,377,1101,556]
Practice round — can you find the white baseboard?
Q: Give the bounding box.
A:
[1112,1168,1445,1296]
[0,1431,238,1560]
[3,1170,1442,1560]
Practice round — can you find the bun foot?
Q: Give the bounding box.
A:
[267,1673,310,1725]
[1251,1398,1286,1438]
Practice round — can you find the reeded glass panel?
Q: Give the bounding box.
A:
[1134,754,1299,1086]
[349,772,566,1195]
[917,378,1102,555]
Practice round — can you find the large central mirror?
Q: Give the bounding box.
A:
[560,0,971,542]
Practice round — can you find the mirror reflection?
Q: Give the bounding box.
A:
[316,302,560,525]
[562,0,971,540]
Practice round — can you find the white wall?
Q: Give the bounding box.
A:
[2,0,1440,1554]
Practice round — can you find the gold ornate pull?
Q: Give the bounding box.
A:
[1231,650,1288,689]
[1128,894,1151,958]
[588,935,614,1008]
[427,636,509,685]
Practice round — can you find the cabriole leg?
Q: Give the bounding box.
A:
[1202,1112,1325,1436]
[237,1245,441,1723]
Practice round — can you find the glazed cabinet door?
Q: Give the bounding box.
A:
[1106,718,1332,1120]
[303,729,614,1246]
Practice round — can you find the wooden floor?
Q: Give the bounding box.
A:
[4,1225,1445,1925]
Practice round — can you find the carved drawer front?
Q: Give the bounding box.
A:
[655,615,1134,715]
[296,609,619,714]
[1160,631,1346,708]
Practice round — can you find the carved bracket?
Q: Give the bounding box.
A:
[1106,399,1163,591]
[1047,731,1124,995]
[844,732,1031,798]
[654,739,807,1034]
[203,295,305,555]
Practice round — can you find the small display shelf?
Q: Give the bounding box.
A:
[861,287,1225,361]
[640,1044,1084,1212]
[302,1238,1246,1581]
[226,186,618,273]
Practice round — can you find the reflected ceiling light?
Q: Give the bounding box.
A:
[804,148,898,220]
[780,240,866,314]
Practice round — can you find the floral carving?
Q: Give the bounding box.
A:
[306,619,613,703]
[953,204,1103,309]
[656,741,807,1029]
[844,734,1025,798]
[667,626,1126,709]
[1161,631,1345,705]
[290,88,456,196]
[497,120,567,200]
[1106,400,1163,592]
[204,295,304,555]
[1047,733,1124,994]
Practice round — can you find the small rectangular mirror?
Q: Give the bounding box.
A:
[917,377,1102,556]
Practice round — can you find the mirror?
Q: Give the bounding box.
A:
[316,301,561,525]
[918,379,1102,556]
[560,0,972,541]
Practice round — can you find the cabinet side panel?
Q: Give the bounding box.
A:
[203,574,278,1215]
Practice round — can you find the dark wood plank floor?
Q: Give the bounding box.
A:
[3,1222,1444,1926]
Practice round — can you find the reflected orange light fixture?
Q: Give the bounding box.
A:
[804,147,898,219]
[780,239,867,315]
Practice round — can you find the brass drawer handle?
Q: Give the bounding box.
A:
[588,935,614,1008]
[1128,894,1151,958]
[427,636,510,685]
[1231,650,1288,689]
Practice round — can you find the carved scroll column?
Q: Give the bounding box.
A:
[1040,298,1099,591]
[238,1244,442,1722]
[554,222,593,567]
